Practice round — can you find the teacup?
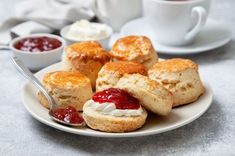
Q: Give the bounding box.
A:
[91,0,142,32]
[145,0,211,46]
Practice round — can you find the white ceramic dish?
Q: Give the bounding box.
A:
[21,62,213,137]
[10,33,66,71]
[118,18,232,55]
[60,24,113,49]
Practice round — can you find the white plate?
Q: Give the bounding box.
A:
[21,62,213,138]
[119,18,232,55]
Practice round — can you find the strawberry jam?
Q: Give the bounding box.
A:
[51,106,84,124]
[14,36,62,52]
[92,88,140,109]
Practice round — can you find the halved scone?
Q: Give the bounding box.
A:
[83,88,147,132]
[116,74,173,116]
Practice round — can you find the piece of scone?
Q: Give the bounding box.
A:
[110,35,158,68]
[38,71,93,111]
[116,74,173,116]
[62,41,110,89]
[148,58,205,107]
[96,61,147,91]
[83,88,147,132]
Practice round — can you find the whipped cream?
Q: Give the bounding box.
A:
[65,20,111,41]
[85,100,143,117]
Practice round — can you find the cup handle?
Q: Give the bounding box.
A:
[185,6,207,41]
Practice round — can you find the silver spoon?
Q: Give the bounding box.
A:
[0,45,10,50]
[11,56,85,127]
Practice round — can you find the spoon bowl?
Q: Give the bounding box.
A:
[49,110,85,127]
[11,56,85,127]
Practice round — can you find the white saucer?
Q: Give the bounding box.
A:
[115,18,232,55]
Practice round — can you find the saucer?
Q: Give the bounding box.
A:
[116,18,232,55]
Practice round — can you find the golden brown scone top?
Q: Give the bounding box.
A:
[110,35,154,60]
[65,41,110,63]
[43,71,90,87]
[150,58,198,72]
[103,61,147,75]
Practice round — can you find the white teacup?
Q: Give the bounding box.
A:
[91,0,142,32]
[145,0,211,46]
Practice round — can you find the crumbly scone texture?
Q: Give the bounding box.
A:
[38,71,93,111]
[96,61,147,91]
[83,103,148,133]
[116,74,173,116]
[62,41,110,89]
[38,91,50,109]
[149,58,198,72]
[148,58,205,107]
[110,35,158,68]
[141,50,158,69]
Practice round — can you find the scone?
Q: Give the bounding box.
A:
[83,88,147,132]
[148,58,205,107]
[96,61,147,91]
[116,74,173,116]
[38,71,93,111]
[110,35,158,68]
[62,41,110,89]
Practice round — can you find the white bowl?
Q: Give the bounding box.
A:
[9,33,66,71]
[60,24,113,49]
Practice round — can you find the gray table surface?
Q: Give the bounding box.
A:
[0,0,235,155]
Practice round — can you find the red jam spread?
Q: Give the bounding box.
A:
[14,36,62,52]
[51,106,84,124]
[92,88,140,110]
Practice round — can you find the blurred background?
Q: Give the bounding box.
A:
[0,0,234,35]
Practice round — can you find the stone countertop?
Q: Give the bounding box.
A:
[0,0,235,155]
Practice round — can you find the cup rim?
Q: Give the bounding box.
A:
[151,0,208,5]
[60,23,113,42]
[9,33,66,55]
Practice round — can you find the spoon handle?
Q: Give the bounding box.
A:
[11,56,56,109]
[0,45,10,50]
